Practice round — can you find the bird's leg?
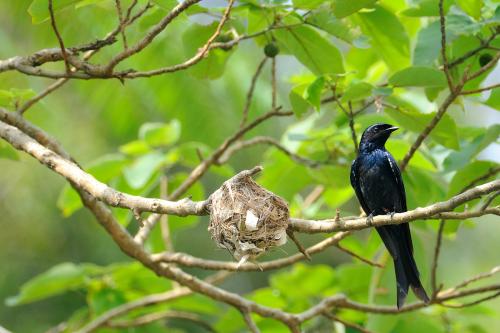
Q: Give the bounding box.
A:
[389,211,395,221]
[366,212,374,226]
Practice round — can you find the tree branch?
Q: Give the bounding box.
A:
[439,0,454,91]
[151,232,350,271]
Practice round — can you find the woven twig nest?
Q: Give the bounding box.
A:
[208,166,289,266]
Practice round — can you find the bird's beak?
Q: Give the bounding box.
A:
[384,126,399,133]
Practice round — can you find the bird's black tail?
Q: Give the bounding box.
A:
[376,224,430,309]
[393,236,430,309]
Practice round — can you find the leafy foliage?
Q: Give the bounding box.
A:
[0,0,499,332]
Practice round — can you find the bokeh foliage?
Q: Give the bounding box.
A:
[0,0,499,332]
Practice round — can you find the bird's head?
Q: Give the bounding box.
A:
[359,123,398,152]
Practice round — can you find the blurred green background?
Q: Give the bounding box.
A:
[0,0,499,332]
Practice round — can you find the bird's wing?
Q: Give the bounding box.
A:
[350,158,372,215]
[383,151,413,252]
[383,151,407,212]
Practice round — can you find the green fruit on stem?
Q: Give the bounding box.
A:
[479,53,493,67]
[264,43,279,58]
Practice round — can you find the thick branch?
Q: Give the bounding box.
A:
[0,120,208,216]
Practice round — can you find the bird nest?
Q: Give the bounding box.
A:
[208,166,289,266]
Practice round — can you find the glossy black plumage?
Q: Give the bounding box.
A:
[350,123,430,309]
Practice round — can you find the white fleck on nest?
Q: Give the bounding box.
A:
[208,166,289,266]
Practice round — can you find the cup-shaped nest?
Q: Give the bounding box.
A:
[208,166,289,265]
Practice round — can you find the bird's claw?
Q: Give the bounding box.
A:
[389,211,395,220]
[366,213,374,226]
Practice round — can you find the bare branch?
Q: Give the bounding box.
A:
[0,119,209,216]
[104,0,203,72]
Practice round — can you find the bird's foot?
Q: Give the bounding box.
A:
[366,213,374,226]
[388,211,395,221]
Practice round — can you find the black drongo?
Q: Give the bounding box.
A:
[350,123,430,309]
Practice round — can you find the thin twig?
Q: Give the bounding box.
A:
[286,229,311,260]
[271,56,277,110]
[48,0,71,73]
[216,136,330,168]
[347,101,359,153]
[107,310,216,332]
[439,0,454,91]
[152,232,350,271]
[241,311,261,333]
[240,57,267,128]
[322,311,374,333]
[335,243,384,268]
[431,220,445,297]
[448,32,500,68]
[114,0,128,49]
[441,291,500,308]
[460,82,500,95]
[452,266,500,290]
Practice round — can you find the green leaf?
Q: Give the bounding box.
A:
[386,139,436,171]
[332,0,377,18]
[303,76,325,111]
[385,106,459,149]
[457,0,483,20]
[87,154,127,182]
[28,0,107,24]
[119,140,151,156]
[292,0,325,10]
[57,185,83,217]
[139,120,181,147]
[123,152,165,189]
[305,11,361,44]
[29,0,79,24]
[448,161,498,196]
[6,263,103,306]
[289,85,311,117]
[151,0,177,11]
[356,5,410,71]
[0,141,19,160]
[88,287,127,315]
[413,21,441,66]
[0,88,36,109]
[183,23,233,79]
[389,66,447,87]
[341,81,373,102]
[485,88,500,110]
[274,25,344,75]
[443,124,500,171]
[401,0,453,17]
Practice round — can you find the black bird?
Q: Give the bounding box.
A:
[350,123,430,309]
